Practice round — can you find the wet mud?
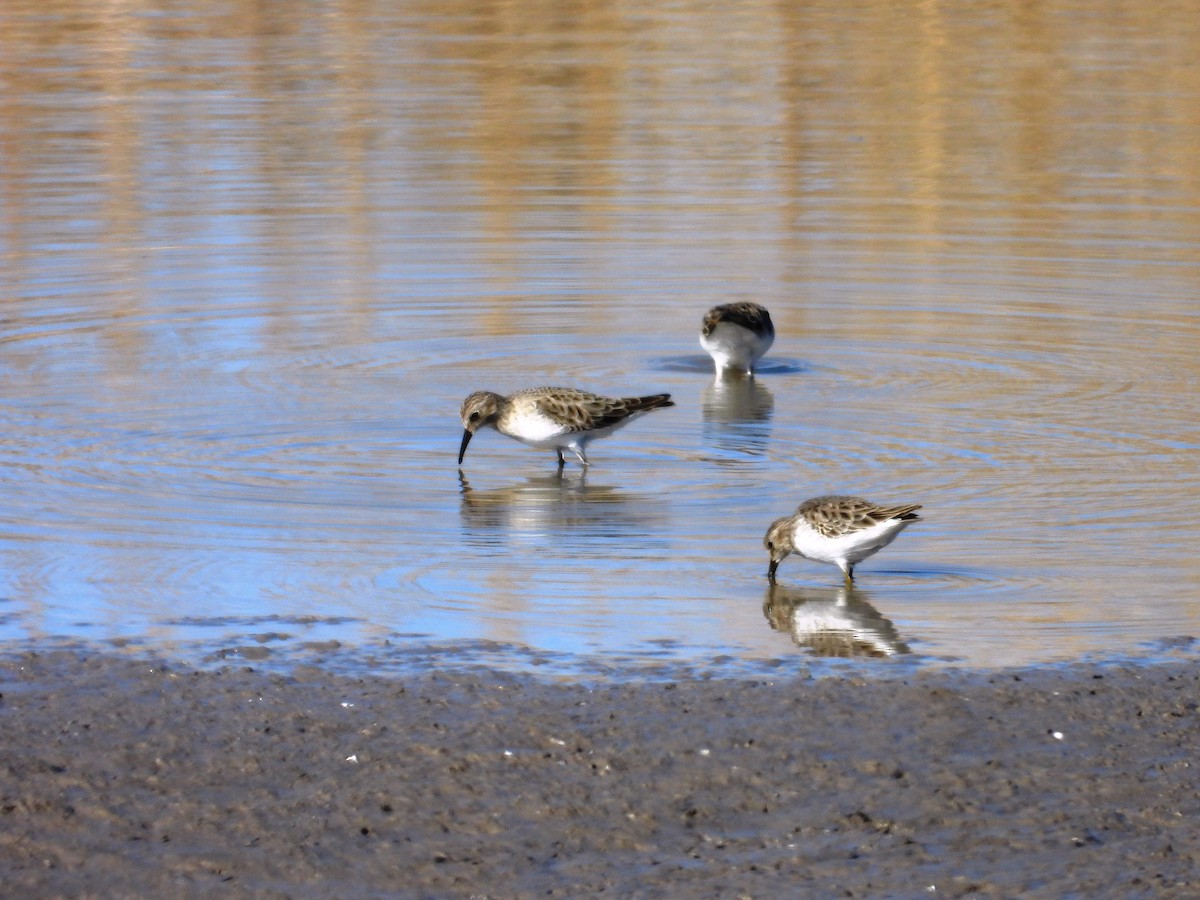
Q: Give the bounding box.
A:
[1,650,1197,897]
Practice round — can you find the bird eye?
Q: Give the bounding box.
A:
[469,412,481,422]
[766,541,774,551]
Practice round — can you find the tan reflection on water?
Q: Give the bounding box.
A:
[4,1,1197,300]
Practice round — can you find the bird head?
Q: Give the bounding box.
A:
[763,516,795,580]
[458,391,503,464]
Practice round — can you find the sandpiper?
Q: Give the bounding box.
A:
[700,302,775,375]
[764,495,922,584]
[458,386,674,469]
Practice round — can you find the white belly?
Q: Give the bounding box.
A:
[502,408,571,446]
[499,409,639,451]
[791,517,908,566]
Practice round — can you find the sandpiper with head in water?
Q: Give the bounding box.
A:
[764,495,922,584]
[700,302,775,375]
[458,386,674,469]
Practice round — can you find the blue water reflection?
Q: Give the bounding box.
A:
[1,0,1199,673]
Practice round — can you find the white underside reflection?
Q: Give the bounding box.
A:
[763,583,911,659]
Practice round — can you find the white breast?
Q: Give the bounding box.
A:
[501,407,571,446]
[700,322,774,371]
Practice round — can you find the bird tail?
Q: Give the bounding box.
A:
[626,393,674,412]
[884,504,922,521]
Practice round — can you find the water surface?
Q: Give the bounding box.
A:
[1,0,1198,674]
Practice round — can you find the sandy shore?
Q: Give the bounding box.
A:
[1,649,1197,898]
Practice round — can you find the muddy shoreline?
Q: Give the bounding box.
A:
[1,649,1197,897]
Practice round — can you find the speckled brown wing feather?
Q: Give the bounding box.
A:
[527,388,673,433]
[701,302,775,337]
[797,496,922,539]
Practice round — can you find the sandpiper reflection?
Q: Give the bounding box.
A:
[763,582,910,659]
[458,470,664,548]
[701,374,774,457]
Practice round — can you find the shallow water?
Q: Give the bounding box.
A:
[1,0,1198,674]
